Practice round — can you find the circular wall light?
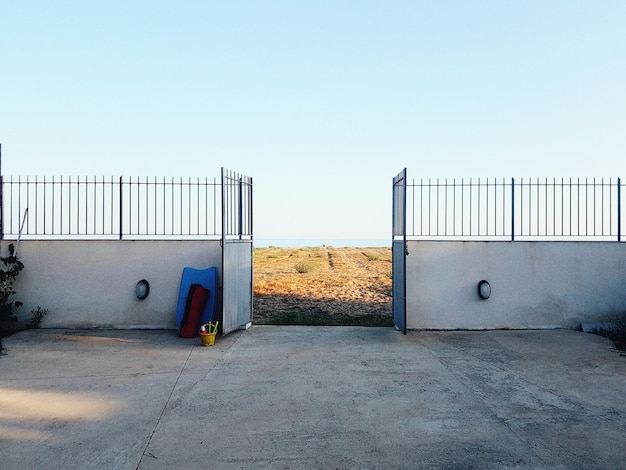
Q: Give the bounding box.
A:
[135,279,150,300]
[477,280,491,300]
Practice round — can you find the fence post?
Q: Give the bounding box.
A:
[511,177,515,241]
[238,177,243,238]
[249,176,253,239]
[618,177,621,242]
[221,167,226,245]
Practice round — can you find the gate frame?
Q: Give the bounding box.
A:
[220,168,254,335]
[392,168,408,334]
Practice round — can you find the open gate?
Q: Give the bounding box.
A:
[392,168,408,334]
[221,168,253,335]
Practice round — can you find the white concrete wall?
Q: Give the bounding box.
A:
[9,240,222,329]
[406,241,626,330]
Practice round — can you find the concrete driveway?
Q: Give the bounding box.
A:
[1,326,625,469]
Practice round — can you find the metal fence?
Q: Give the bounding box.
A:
[405,177,622,241]
[0,169,252,240]
[222,168,253,239]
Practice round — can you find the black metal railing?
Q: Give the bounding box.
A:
[406,177,622,241]
[222,168,253,239]
[1,170,251,240]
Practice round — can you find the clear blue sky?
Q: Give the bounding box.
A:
[1,1,624,239]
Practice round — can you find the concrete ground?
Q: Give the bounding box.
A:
[1,326,625,470]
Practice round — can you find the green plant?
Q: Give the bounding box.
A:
[0,243,24,325]
[294,262,313,274]
[364,252,381,261]
[30,307,49,329]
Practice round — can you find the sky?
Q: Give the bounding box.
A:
[1,1,625,240]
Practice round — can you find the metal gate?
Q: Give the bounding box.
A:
[221,168,253,335]
[392,168,408,334]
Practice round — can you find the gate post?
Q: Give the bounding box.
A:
[392,168,408,334]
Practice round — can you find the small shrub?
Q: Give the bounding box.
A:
[364,252,381,261]
[0,243,24,325]
[30,307,49,329]
[294,262,313,274]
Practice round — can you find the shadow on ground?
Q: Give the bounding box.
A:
[253,294,394,327]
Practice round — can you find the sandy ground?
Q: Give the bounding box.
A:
[253,246,392,324]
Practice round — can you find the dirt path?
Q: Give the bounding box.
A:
[253,246,393,326]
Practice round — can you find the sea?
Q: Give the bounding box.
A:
[254,238,390,248]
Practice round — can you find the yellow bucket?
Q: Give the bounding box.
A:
[200,332,216,347]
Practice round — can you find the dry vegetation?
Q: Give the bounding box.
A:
[254,246,393,326]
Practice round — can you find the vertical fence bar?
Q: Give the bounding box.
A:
[469,178,472,235]
[416,179,420,235]
[84,176,88,234]
[553,178,556,236]
[501,178,504,236]
[43,176,47,235]
[221,168,226,242]
[10,176,14,235]
[443,178,448,235]
[618,178,621,242]
[74,177,78,234]
[598,178,601,236]
[427,178,432,236]
[26,176,30,234]
[101,176,105,235]
[52,176,55,235]
[541,177,544,235]
[163,177,166,235]
[569,178,572,236]
[585,178,588,236]
[511,178,515,241]
[33,176,37,234]
[154,177,157,235]
[486,178,489,236]
[453,178,456,236]
[59,176,62,235]
[248,176,251,238]
[213,177,217,235]
[435,178,439,235]
[461,178,464,236]
[477,178,480,236]
[576,178,580,236]
[135,177,139,235]
[196,177,200,235]
[561,178,564,236]
[238,176,243,237]
[145,176,149,235]
[119,177,123,239]
[608,178,613,236]
[536,177,539,236]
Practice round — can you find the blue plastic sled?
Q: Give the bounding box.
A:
[176,266,218,333]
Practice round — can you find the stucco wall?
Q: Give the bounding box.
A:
[9,240,222,329]
[406,241,626,330]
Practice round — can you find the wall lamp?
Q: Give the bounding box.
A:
[135,280,150,300]
[477,280,491,300]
